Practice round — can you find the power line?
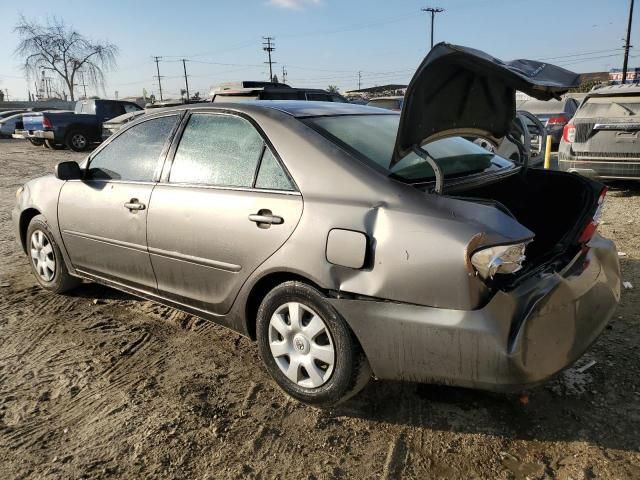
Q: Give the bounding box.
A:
[153,56,164,101]
[622,0,635,84]
[262,36,276,82]
[421,7,445,49]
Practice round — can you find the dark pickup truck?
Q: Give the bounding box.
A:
[14,99,142,151]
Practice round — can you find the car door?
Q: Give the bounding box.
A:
[58,113,181,291]
[147,112,303,314]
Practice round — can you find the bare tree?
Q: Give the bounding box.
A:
[14,16,118,101]
[327,85,340,93]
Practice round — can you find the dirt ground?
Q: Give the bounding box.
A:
[0,138,638,480]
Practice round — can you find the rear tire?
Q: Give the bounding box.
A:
[66,130,89,152]
[256,281,370,407]
[26,215,80,294]
[28,138,45,147]
[44,139,65,150]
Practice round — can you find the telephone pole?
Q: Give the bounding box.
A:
[182,59,190,101]
[421,7,444,49]
[282,65,287,84]
[262,36,276,82]
[622,0,635,84]
[78,71,88,99]
[358,71,362,89]
[153,56,164,101]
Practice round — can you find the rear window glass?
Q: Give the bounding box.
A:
[304,114,511,183]
[367,99,402,110]
[576,95,640,118]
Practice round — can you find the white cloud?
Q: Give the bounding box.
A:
[267,0,321,9]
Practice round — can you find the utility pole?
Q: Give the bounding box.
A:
[4,89,8,101]
[78,71,88,99]
[281,65,287,84]
[181,59,190,101]
[421,7,445,49]
[622,0,635,84]
[358,71,362,90]
[262,36,276,82]
[153,56,164,101]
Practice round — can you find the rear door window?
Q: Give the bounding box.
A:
[88,115,178,181]
[169,114,264,187]
[307,93,331,102]
[255,149,294,191]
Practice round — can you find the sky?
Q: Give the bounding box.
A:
[0,0,637,101]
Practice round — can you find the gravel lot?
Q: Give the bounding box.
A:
[0,138,639,480]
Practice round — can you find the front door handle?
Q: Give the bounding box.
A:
[124,199,146,211]
[249,209,283,227]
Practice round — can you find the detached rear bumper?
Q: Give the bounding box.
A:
[330,234,620,391]
[12,129,55,140]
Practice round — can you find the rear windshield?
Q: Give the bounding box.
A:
[576,95,640,118]
[304,114,512,183]
[515,99,565,115]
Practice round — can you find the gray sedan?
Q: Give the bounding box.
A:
[13,44,620,406]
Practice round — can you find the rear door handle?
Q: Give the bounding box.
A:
[249,210,283,226]
[124,199,146,211]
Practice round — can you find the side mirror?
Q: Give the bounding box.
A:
[55,161,82,181]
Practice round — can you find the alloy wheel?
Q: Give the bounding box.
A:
[30,230,56,282]
[268,301,335,388]
[71,133,87,150]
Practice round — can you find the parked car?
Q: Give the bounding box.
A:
[14,44,619,407]
[211,82,348,103]
[102,110,147,140]
[0,113,25,138]
[366,96,404,111]
[0,109,28,120]
[516,96,580,148]
[13,99,142,151]
[559,84,640,180]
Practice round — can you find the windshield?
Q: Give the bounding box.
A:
[304,114,512,183]
[576,95,640,118]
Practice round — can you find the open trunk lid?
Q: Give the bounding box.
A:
[391,43,579,168]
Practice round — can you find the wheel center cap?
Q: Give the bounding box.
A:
[292,334,310,355]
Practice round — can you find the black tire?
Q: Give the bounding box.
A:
[256,281,371,407]
[26,215,80,294]
[65,130,89,152]
[28,138,45,147]
[45,139,65,150]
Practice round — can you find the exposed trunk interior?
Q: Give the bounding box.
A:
[458,169,600,267]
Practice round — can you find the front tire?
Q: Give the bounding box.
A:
[256,281,370,407]
[26,215,80,293]
[66,130,89,152]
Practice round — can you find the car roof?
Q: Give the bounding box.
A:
[159,100,395,118]
[587,83,640,96]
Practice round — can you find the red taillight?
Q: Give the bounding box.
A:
[579,187,607,244]
[562,123,576,143]
[42,116,52,129]
[547,115,568,126]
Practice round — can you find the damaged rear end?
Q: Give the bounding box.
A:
[326,44,621,390]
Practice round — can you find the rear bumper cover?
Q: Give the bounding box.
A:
[330,234,620,391]
[12,129,55,140]
[558,145,640,180]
